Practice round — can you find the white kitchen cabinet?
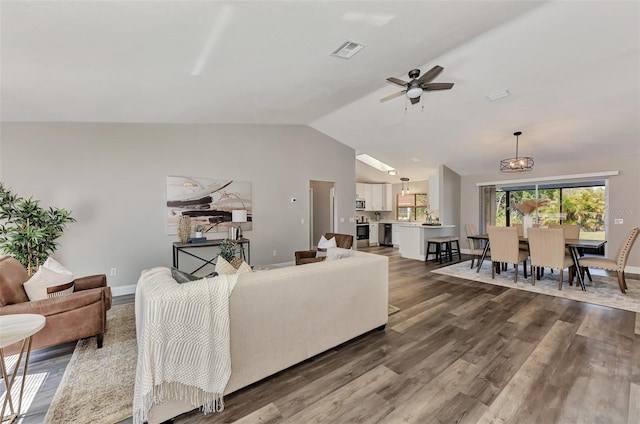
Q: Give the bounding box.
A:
[356,183,366,200]
[355,183,394,212]
[369,223,379,246]
[363,184,374,211]
[391,224,401,247]
[370,184,382,211]
[381,183,392,211]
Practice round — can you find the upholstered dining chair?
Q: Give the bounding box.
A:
[550,224,580,239]
[528,228,574,290]
[550,223,591,284]
[579,227,639,293]
[464,223,489,269]
[512,223,524,237]
[487,226,529,283]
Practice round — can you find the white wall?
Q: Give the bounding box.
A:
[0,122,356,290]
[459,154,640,268]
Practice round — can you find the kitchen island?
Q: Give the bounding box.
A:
[398,223,456,261]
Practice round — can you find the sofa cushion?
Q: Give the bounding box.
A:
[23,265,75,301]
[326,247,354,261]
[0,257,30,306]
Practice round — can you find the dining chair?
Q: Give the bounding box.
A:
[579,227,639,293]
[487,226,529,283]
[528,228,574,290]
[550,224,580,239]
[512,223,524,237]
[464,223,488,269]
[550,223,591,284]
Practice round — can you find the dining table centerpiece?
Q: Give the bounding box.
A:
[515,199,549,237]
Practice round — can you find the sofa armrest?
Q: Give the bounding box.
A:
[294,249,317,263]
[74,274,107,291]
[0,288,108,317]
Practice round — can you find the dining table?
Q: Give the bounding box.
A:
[466,234,607,291]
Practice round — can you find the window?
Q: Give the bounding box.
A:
[485,180,606,240]
[396,193,430,221]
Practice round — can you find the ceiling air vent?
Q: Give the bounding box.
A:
[331,41,365,59]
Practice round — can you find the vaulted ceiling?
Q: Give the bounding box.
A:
[2,1,638,181]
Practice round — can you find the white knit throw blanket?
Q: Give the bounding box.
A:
[132,267,238,424]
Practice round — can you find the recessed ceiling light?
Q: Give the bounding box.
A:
[486,89,510,101]
[356,154,394,172]
[410,157,421,162]
[331,41,365,59]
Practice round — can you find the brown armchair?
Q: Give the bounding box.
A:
[0,256,112,355]
[295,233,354,265]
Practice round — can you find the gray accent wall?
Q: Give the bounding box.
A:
[459,154,640,268]
[440,165,461,229]
[0,123,356,289]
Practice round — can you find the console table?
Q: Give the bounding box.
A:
[0,314,46,423]
[172,238,250,274]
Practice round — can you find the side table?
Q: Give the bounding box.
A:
[0,314,46,423]
[173,238,250,274]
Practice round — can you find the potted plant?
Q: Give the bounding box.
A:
[0,182,76,276]
[194,225,205,238]
[218,238,242,268]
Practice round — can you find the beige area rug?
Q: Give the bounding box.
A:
[44,303,136,424]
[388,304,400,315]
[432,260,640,313]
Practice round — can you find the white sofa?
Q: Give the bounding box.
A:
[145,249,389,423]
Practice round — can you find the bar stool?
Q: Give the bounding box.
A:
[447,236,461,262]
[426,237,451,263]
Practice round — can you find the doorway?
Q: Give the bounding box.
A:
[309,180,335,249]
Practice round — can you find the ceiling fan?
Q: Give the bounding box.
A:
[380,65,454,104]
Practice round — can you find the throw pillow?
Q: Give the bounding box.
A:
[236,260,253,274]
[215,256,237,275]
[316,235,337,258]
[23,265,75,301]
[41,257,74,276]
[171,267,200,284]
[326,247,353,261]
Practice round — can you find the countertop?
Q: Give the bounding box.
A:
[398,223,455,228]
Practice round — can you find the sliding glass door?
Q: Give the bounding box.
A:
[484,180,606,241]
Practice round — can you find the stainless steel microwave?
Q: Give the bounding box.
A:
[356,199,365,210]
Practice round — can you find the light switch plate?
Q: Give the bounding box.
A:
[614,219,623,224]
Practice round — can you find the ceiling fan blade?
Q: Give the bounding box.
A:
[410,96,420,105]
[386,77,409,87]
[423,82,454,91]
[417,65,444,83]
[379,90,406,103]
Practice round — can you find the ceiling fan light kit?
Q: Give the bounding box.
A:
[380,65,454,105]
[500,131,534,173]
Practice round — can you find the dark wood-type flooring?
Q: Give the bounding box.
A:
[9,247,640,423]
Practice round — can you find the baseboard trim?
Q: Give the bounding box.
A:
[110,284,136,297]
